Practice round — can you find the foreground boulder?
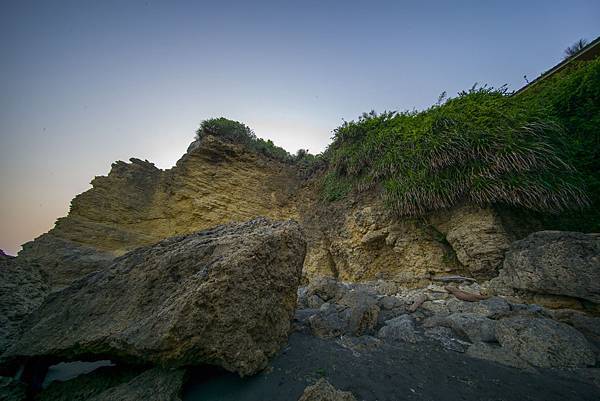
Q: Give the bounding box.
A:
[493,231,600,304]
[2,218,306,376]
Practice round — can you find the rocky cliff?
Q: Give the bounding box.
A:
[18,134,526,290]
[19,135,301,289]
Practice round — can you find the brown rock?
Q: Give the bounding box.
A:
[3,218,306,377]
[445,286,488,302]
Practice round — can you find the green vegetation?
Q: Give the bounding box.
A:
[517,59,600,231]
[196,117,293,163]
[322,80,592,219]
[197,58,600,231]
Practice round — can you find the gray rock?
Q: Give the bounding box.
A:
[297,378,357,401]
[309,303,350,338]
[2,218,306,377]
[88,368,185,401]
[424,326,469,353]
[422,313,496,343]
[0,254,49,354]
[306,277,346,303]
[339,290,380,336]
[445,313,497,343]
[377,295,404,310]
[496,316,596,368]
[309,294,380,339]
[472,297,511,319]
[17,233,114,291]
[466,342,531,370]
[0,376,26,401]
[495,231,600,304]
[307,295,326,309]
[377,315,419,343]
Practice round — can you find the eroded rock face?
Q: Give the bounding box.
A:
[3,218,306,377]
[493,231,600,304]
[18,136,301,287]
[430,204,512,279]
[14,134,523,288]
[0,253,48,354]
[298,378,357,401]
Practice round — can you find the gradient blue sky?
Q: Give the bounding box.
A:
[1,0,599,255]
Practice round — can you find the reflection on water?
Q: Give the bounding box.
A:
[42,360,114,388]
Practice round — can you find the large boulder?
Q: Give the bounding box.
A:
[494,231,600,304]
[495,316,596,368]
[2,218,306,377]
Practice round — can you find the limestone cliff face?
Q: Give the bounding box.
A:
[19,135,520,289]
[299,189,514,285]
[19,135,301,288]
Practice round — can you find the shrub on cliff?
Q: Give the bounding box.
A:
[322,84,590,217]
[196,117,293,163]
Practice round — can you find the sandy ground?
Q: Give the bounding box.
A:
[182,332,599,401]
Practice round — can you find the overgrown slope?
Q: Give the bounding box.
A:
[320,60,599,231]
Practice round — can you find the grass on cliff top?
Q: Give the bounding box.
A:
[196,117,293,162]
[322,81,591,217]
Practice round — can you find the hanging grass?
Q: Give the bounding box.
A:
[323,85,589,216]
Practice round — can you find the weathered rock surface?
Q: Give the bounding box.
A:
[466,342,531,370]
[492,231,600,304]
[298,378,357,401]
[431,205,512,278]
[87,368,185,401]
[0,253,48,354]
[3,218,306,376]
[377,315,419,343]
[18,136,301,287]
[17,235,113,291]
[13,134,526,287]
[0,376,26,401]
[495,316,596,368]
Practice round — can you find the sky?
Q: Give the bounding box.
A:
[1,0,599,255]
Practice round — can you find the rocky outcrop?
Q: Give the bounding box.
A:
[496,316,596,368]
[13,134,526,289]
[3,218,306,377]
[299,194,515,284]
[298,378,357,401]
[430,204,512,279]
[491,231,600,305]
[18,136,301,288]
[0,252,48,355]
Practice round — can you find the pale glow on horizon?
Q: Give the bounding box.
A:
[2,0,599,255]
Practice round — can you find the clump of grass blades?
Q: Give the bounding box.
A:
[325,86,589,216]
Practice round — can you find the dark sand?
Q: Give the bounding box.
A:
[183,332,599,401]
